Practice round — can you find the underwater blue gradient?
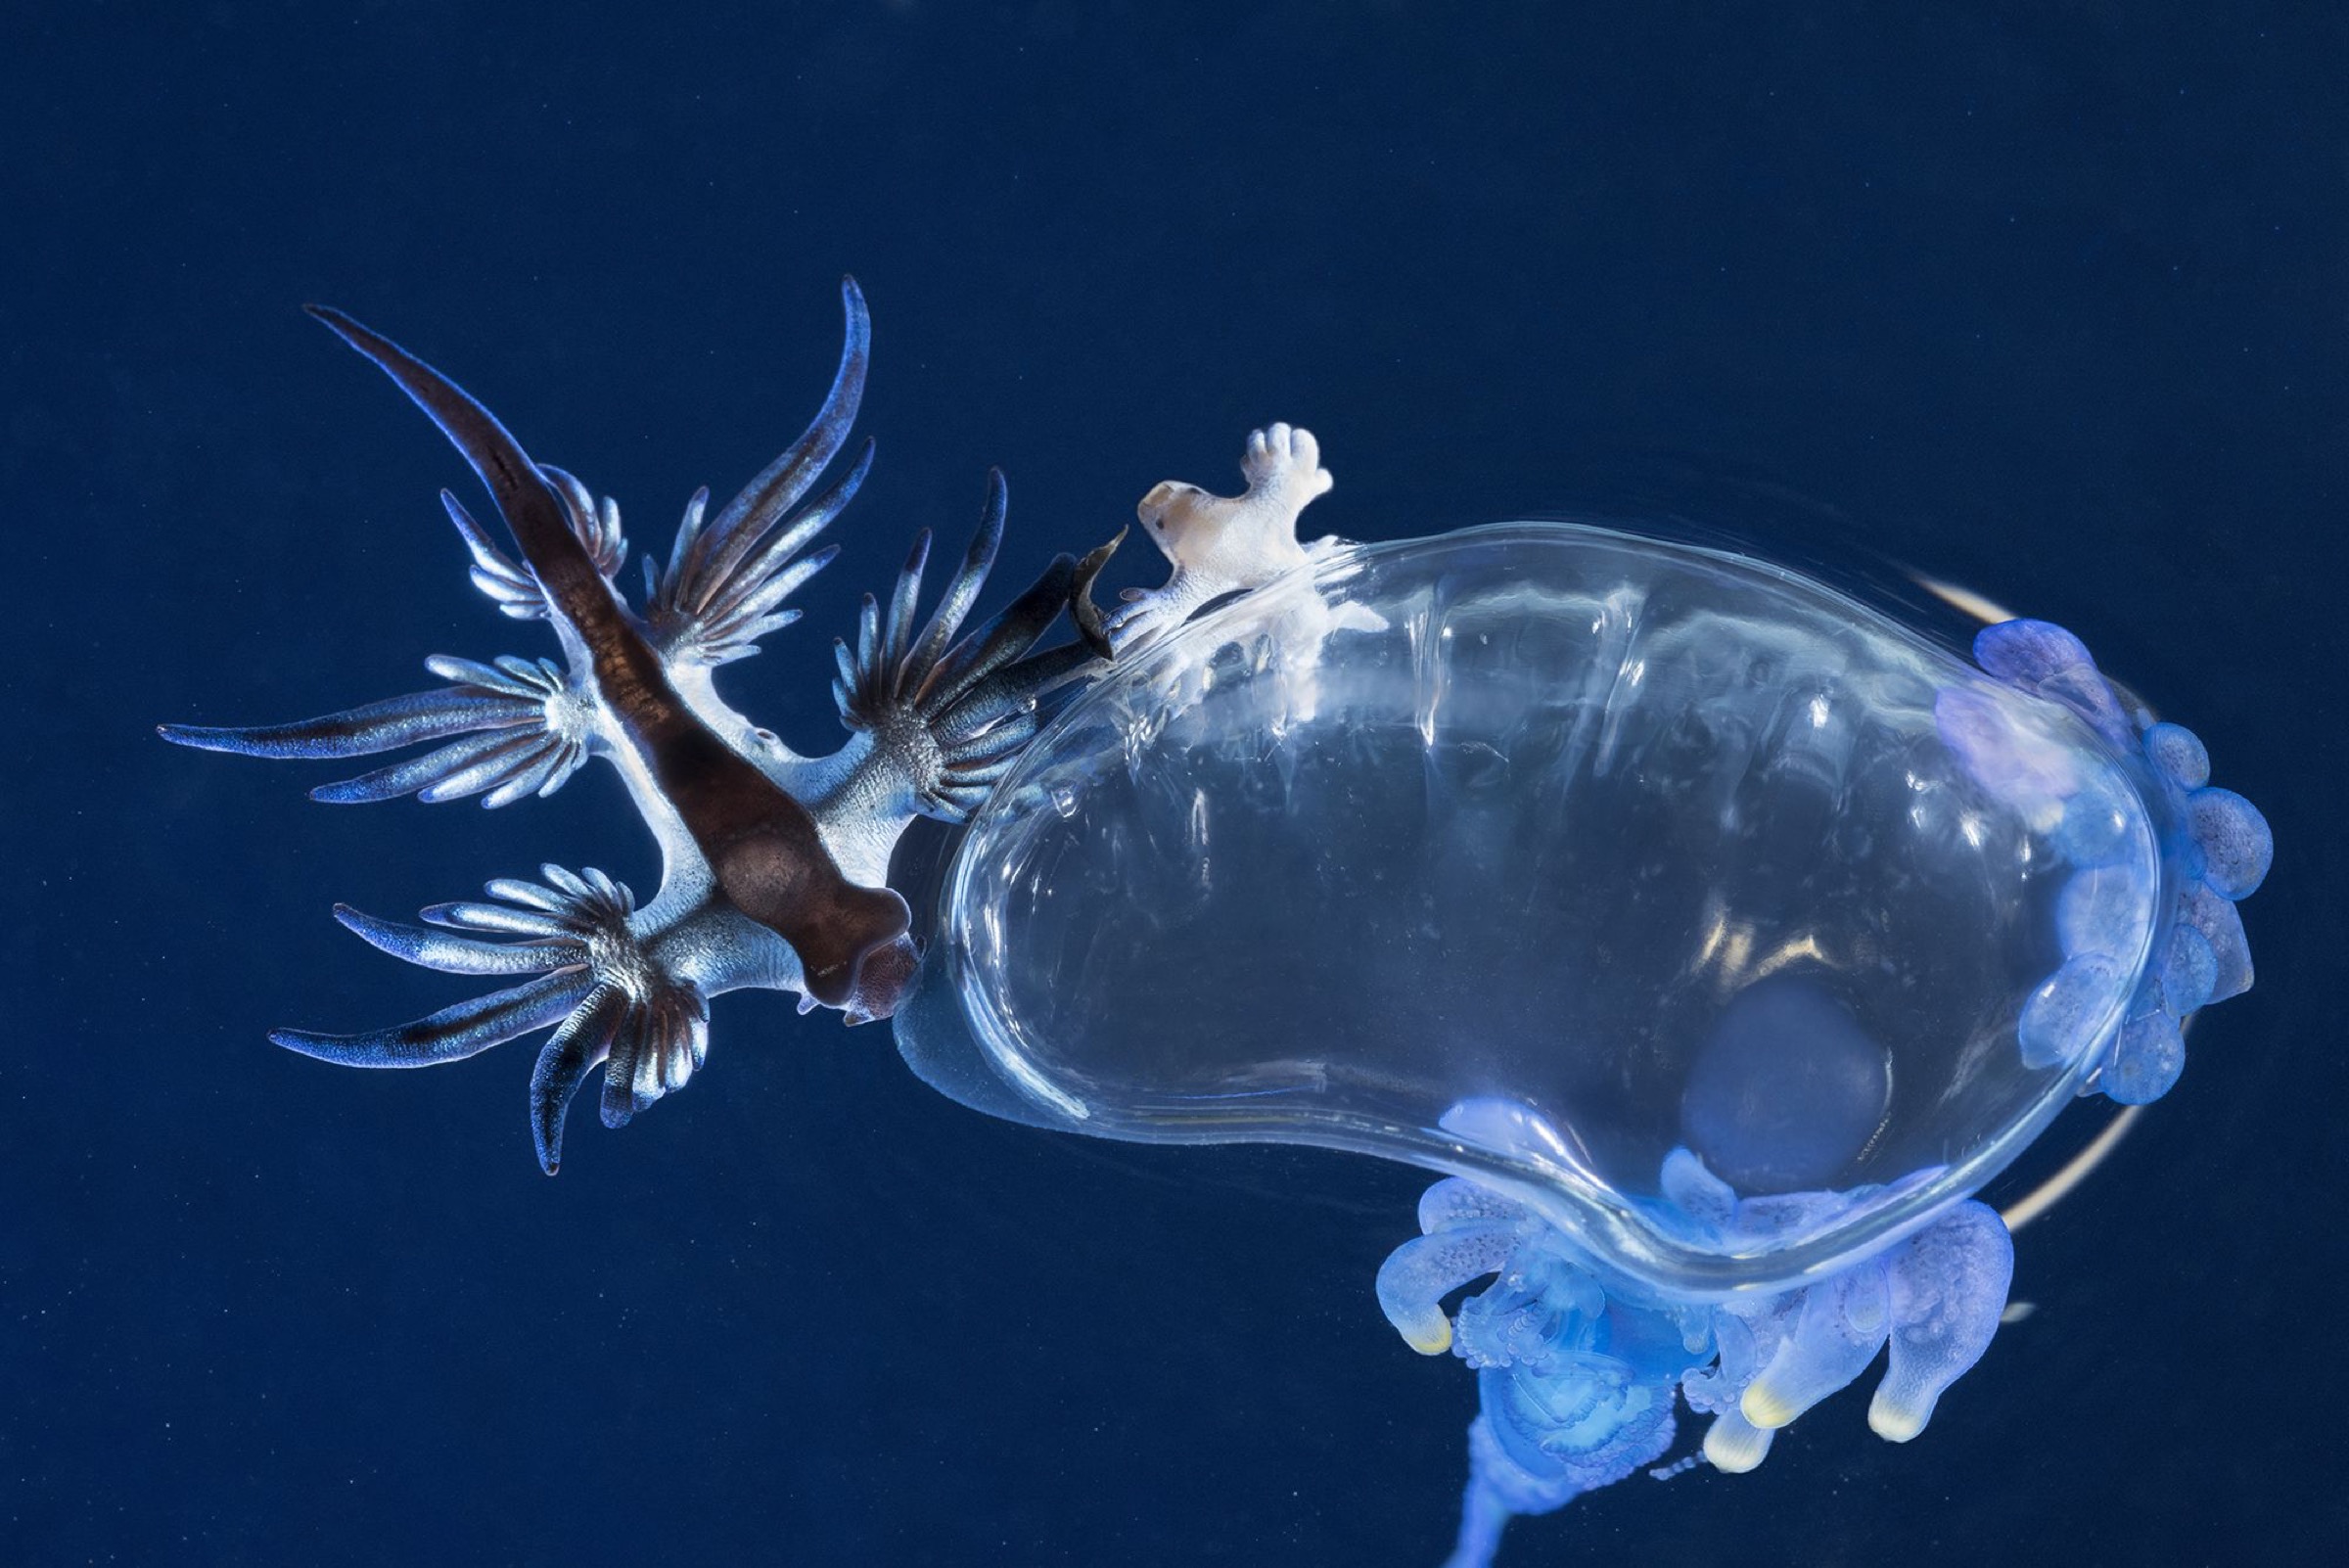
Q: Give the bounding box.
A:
[6,5,2335,1566]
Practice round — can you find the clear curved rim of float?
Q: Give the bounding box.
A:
[941,521,2139,1301]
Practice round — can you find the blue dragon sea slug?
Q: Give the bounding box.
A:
[162,281,1116,1171]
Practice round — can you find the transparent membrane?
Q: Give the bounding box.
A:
[895,523,2167,1297]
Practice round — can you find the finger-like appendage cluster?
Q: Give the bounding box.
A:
[161,652,592,807]
[444,465,628,621]
[275,864,717,1175]
[832,470,1110,821]
[1952,618,2272,1104]
[1378,1157,2016,1568]
[644,446,866,669]
[641,284,871,669]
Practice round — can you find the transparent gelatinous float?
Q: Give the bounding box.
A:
[904,520,2221,1290]
[898,517,2266,1566]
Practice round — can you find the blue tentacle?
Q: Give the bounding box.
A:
[539,467,627,580]
[680,278,869,601]
[308,729,546,806]
[413,730,572,805]
[270,969,594,1068]
[598,1008,654,1129]
[934,642,1098,748]
[161,649,591,807]
[647,444,866,668]
[902,473,1008,684]
[290,866,718,1166]
[829,470,1114,824]
[1380,1152,2018,1568]
[442,465,629,622]
[881,530,934,687]
[158,688,541,761]
[479,740,582,807]
[627,279,871,672]
[530,984,627,1174]
[703,459,863,616]
[417,899,577,938]
[442,491,542,618]
[1960,618,2272,1103]
[332,903,581,976]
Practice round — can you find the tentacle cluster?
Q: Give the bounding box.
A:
[268,870,618,1078]
[161,297,872,808]
[641,318,872,669]
[1958,619,2271,1103]
[276,867,704,1173]
[833,471,1113,820]
[1377,1154,2013,1568]
[446,466,628,620]
[160,652,593,807]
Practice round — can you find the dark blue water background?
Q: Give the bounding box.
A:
[5,5,2339,1564]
